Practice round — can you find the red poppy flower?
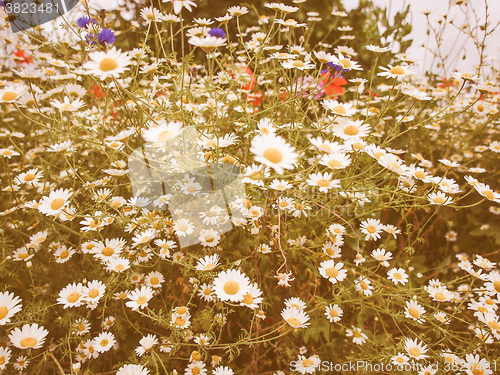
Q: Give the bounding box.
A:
[319,71,347,97]
[13,49,32,64]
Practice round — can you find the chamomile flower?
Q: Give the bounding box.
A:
[93,332,115,353]
[378,64,414,80]
[324,304,343,322]
[318,260,347,284]
[126,286,154,311]
[281,306,310,328]
[360,219,384,241]
[57,282,85,309]
[116,364,150,375]
[213,269,251,302]
[250,134,299,174]
[346,326,368,345]
[355,276,373,296]
[240,283,263,309]
[83,47,132,80]
[38,188,72,216]
[403,338,429,360]
[322,99,356,117]
[405,300,426,323]
[8,323,49,350]
[142,120,183,144]
[387,268,409,285]
[0,291,23,325]
[306,172,340,192]
[196,254,220,271]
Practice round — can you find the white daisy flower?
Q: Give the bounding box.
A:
[281,306,310,328]
[250,134,299,174]
[324,304,343,323]
[93,332,115,353]
[8,323,49,350]
[57,282,85,309]
[0,291,23,325]
[318,260,347,284]
[82,47,132,80]
[38,188,72,216]
[126,286,154,311]
[212,269,251,302]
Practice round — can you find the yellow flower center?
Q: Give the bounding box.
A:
[2,91,18,101]
[493,280,500,293]
[433,197,445,204]
[366,225,377,233]
[24,173,36,181]
[20,337,37,348]
[394,273,403,280]
[136,296,148,305]
[487,321,500,330]
[19,252,30,259]
[50,198,65,210]
[332,105,347,114]
[482,190,494,200]
[344,125,359,135]
[115,264,124,271]
[303,358,314,367]
[78,324,86,331]
[102,247,114,256]
[287,317,301,327]
[408,347,421,357]
[329,309,338,317]
[176,306,187,314]
[242,293,254,305]
[88,289,100,298]
[263,147,283,163]
[223,281,240,295]
[175,317,186,326]
[408,307,420,319]
[414,171,426,179]
[100,339,109,347]
[150,277,159,285]
[389,66,405,75]
[317,179,330,187]
[61,103,75,111]
[434,292,447,301]
[339,58,351,68]
[1,150,13,156]
[59,250,69,259]
[203,288,211,295]
[327,160,342,169]
[360,281,368,290]
[472,363,484,375]
[292,60,305,67]
[0,306,9,319]
[99,57,118,72]
[325,266,339,278]
[67,292,80,303]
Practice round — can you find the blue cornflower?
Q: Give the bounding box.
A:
[77,16,96,28]
[208,27,226,39]
[97,28,116,45]
[326,62,346,78]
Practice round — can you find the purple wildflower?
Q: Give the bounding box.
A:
[209,27,226,39]
[77,16,95,28]
[97,28,116,44]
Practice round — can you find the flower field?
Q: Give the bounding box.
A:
[0,0,499,374]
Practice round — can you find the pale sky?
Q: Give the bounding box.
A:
[345,0,500,76]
